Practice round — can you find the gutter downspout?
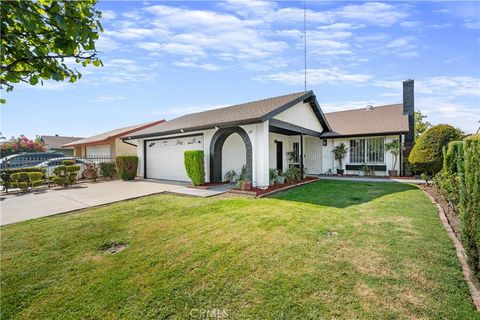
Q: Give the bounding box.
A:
[121,137,137,147]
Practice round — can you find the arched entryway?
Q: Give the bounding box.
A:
[210,127,253,183]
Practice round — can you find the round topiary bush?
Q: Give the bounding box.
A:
[408,124,463,174]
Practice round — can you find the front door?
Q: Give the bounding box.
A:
[276,141,283,171]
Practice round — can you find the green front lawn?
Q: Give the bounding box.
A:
[1,180,477,319]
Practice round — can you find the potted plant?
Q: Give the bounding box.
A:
[224,169,238,183]
[276,171,285,184]
[269,168,278,186]
[237,177,252,190]
[236,164,251,190]
[385,139,401,177]
[331,143,348,175]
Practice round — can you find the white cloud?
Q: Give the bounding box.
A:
[173,59,223,71]
[95,35,119,52]
[335,2,408,27]
[92,95,125,102]
[464,21,480,29]
[400,21,422,28]
[155,104,229,119]
[101,10,117,20]
[254,67,372,85]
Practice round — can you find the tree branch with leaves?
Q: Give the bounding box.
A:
[0,0,104,102]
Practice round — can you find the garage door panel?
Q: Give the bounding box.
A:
[86,145,110,157]
[146,136,203,181]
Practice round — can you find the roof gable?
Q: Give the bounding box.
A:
[126,91,331,139]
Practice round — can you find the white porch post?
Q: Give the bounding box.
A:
[254,121,270,187]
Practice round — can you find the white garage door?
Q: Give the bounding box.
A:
[86,145,111,157]
[146,135,203,181]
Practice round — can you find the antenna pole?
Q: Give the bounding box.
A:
[304,0,307,91]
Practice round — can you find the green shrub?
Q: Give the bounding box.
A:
[408,124,463,175]
[184,151,205,186]
[464,134,480,141]
[285,166,301,184]
[434,172,460,209]
[28,172,44,189]
[115,156,138,181]
[458,140,480,279]
[82,163,98,182]
[99,162,116,179]
[0,167,45,193]
[51,161,80,187]
[63,159,75,166]
[10,172,31,192]
[443,141,464,175]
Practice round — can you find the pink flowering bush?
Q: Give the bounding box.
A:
[1,135,46,157]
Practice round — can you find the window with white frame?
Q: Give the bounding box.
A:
[366,137,384,163]
[349,138,385,163]
[349,139,365,163]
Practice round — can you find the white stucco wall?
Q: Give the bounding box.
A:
[320,135,401,176]
[221,133,246,180]
[273,102,324,133]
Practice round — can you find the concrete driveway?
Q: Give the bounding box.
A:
[0,179,187,226]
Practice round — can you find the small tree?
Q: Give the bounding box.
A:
[184,151,205,186]
[385,139,401,175]
[414,111,432,141]
[331,143,348,174]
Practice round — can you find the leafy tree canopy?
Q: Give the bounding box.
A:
[1,135,46,157]
[1,0,104,101]
[414,111,431,141]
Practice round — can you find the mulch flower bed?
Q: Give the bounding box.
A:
[231,176,318,197]
[422,184,461,238]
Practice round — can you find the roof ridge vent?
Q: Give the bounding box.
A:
[366,105,374,110]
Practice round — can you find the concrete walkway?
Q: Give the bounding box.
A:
[316,175,426,184]
[0,179,188,226]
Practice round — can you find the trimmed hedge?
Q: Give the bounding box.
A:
[99,162,116,179]
[458,140,480,279]
[51,160,80,187]
[408,124,463,174]
[116,156,138,181]
[184,151,205,186]
[0,167,45,193]
[436,139,480,281]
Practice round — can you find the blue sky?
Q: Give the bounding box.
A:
[2,0,480,139]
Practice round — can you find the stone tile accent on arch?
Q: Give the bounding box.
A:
[210,127,253,183]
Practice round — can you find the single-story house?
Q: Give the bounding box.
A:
[124,80,415,187]
[37,135,83,156]
[63,120,165,158]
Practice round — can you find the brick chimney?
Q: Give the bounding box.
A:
[403,79,414,144]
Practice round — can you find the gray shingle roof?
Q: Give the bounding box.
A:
[41,135,83,149]
[322,104,409,138]
[63,120,165,147]
[126,91,314,139]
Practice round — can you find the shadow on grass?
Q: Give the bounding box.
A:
[268,179,418,208]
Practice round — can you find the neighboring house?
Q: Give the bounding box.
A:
[63,120,165,158]
[38,135,83,156]
[124,80,414,187]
